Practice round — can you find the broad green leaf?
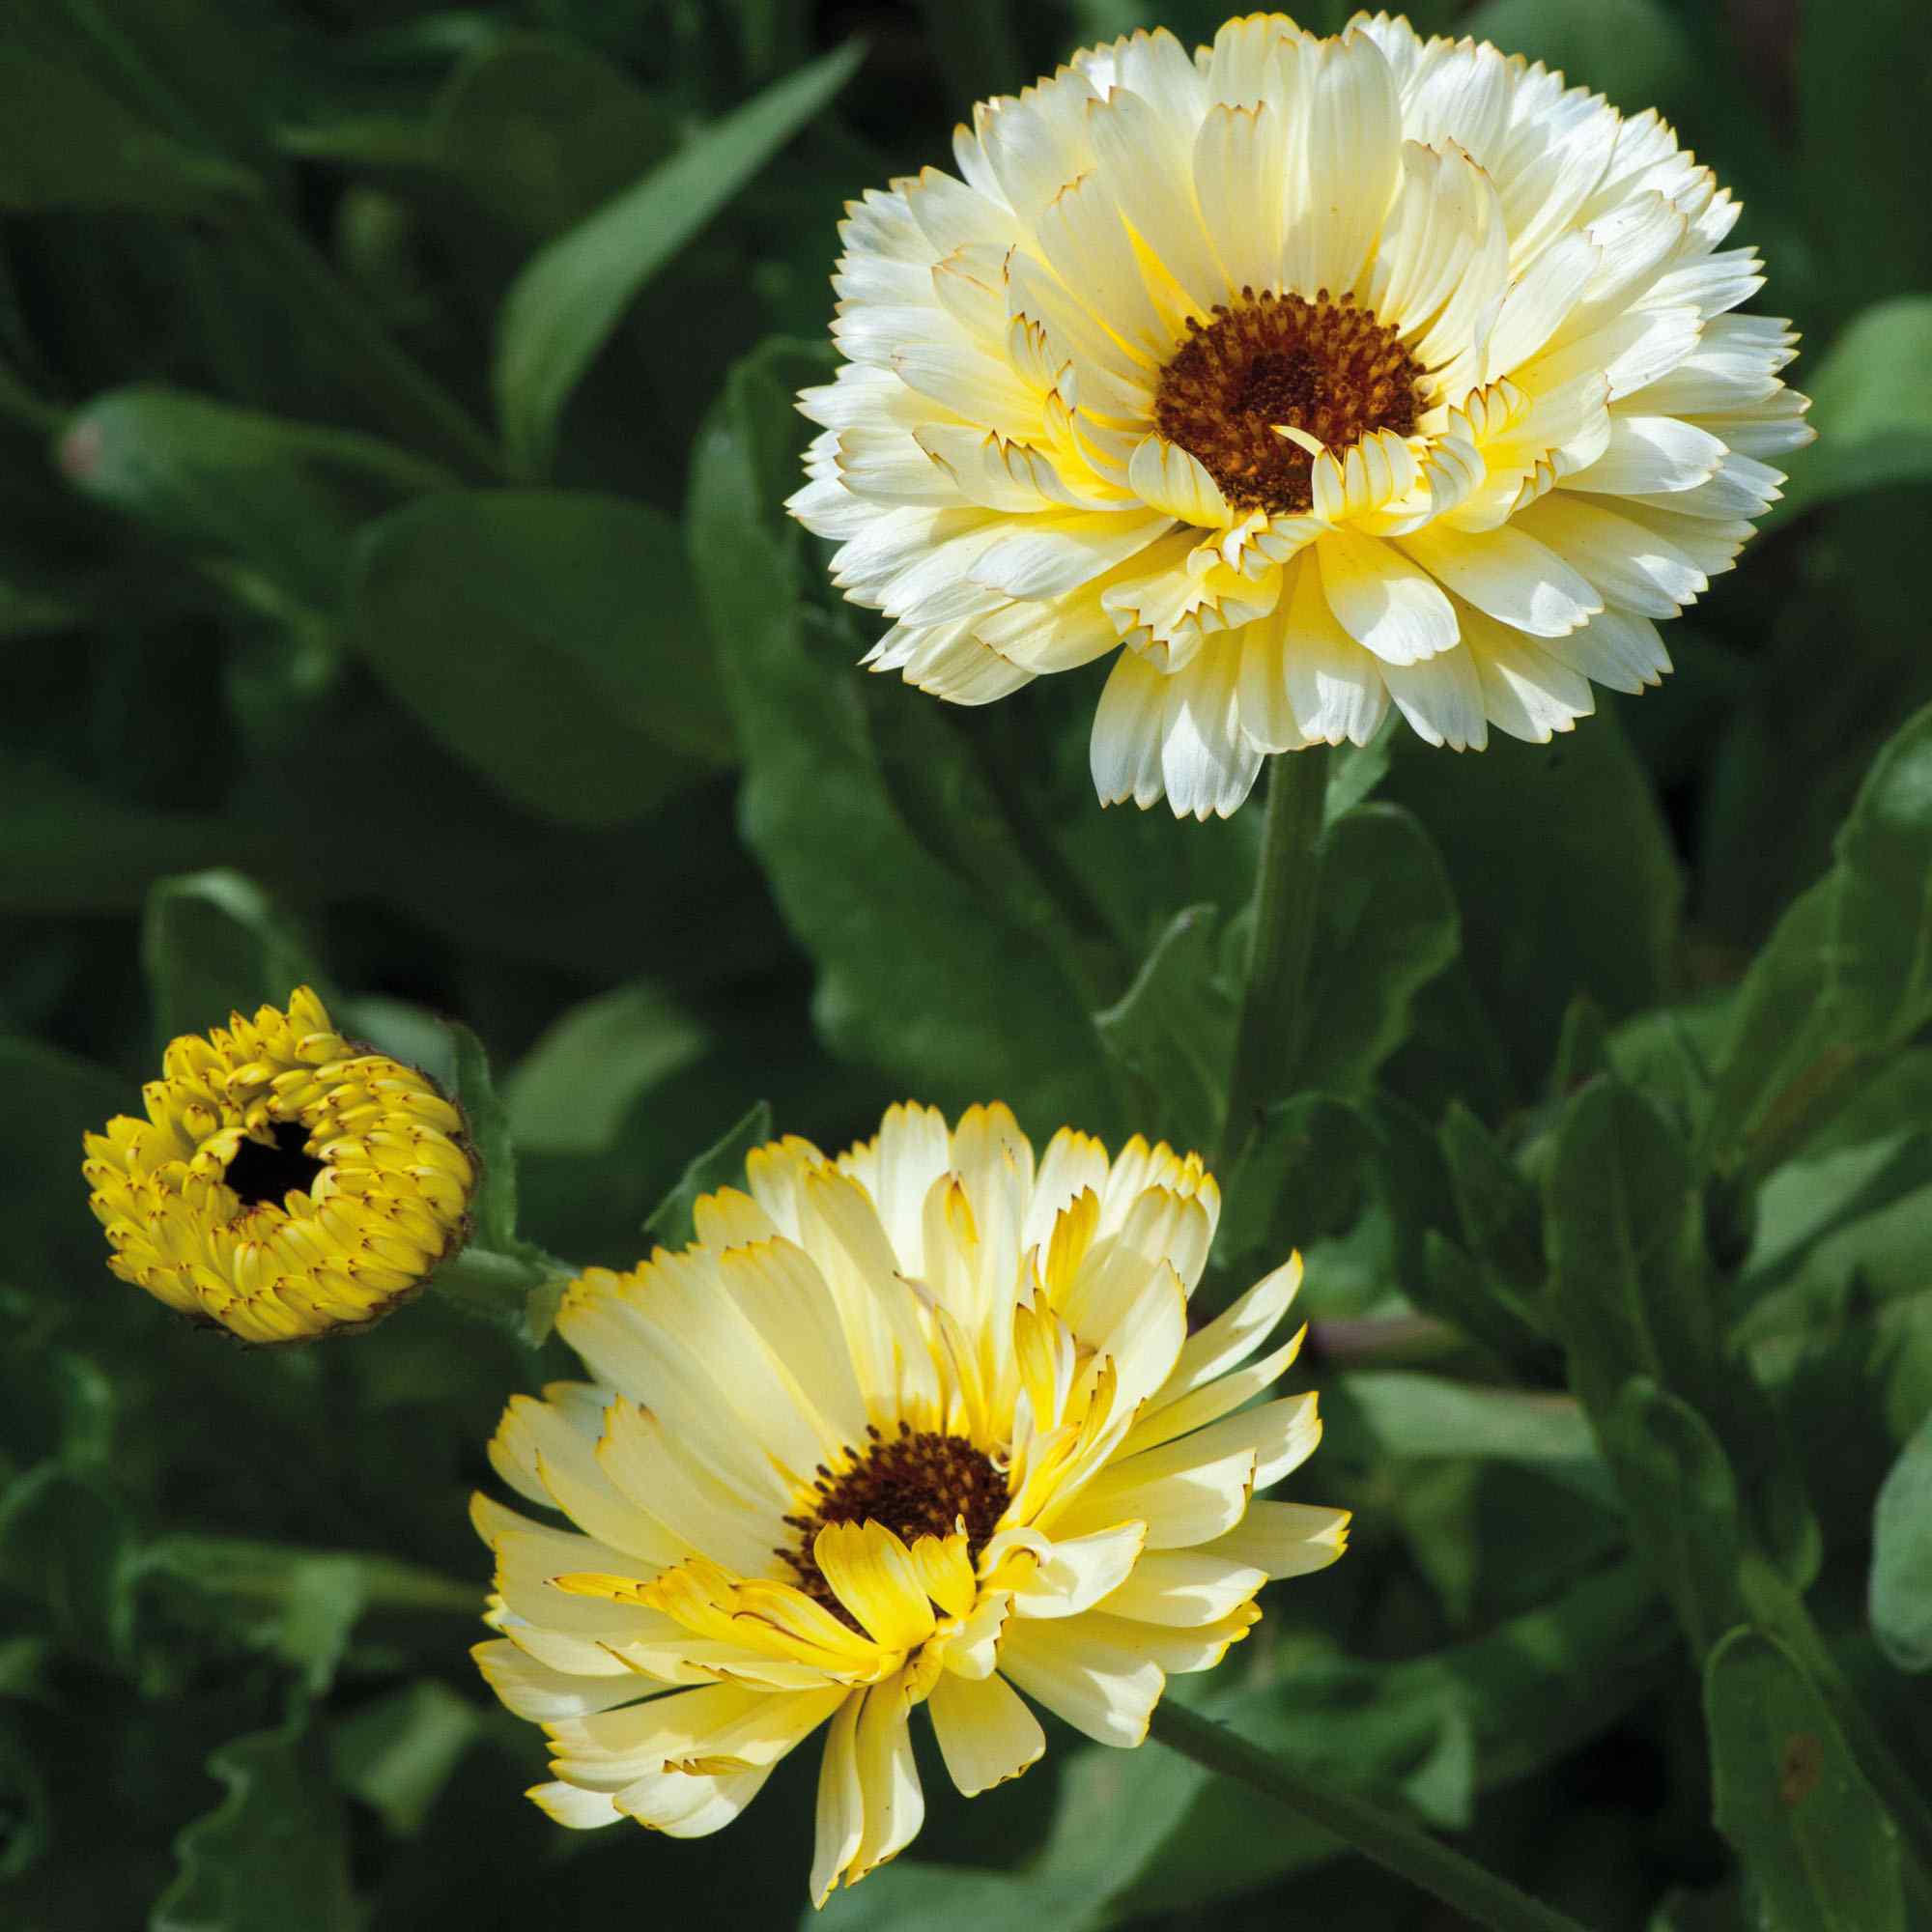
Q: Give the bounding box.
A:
[1385,714,1683,1088]
[690,341,1118,1130]
[1869,1409,1932,1671]
[1055,1561,1663,1924]
[1550,992,1609,1097]
[1296,803,1460,1096]
[329,1681,483,1838]
[141,871,324,1053]
[495,40,864,473]
[153,1717,357,1932]
[1797,0,1932,323]
[0,1464,129,1664]
[643,1100,773,1252]
[0,1708,47,1881]
[0,52,258,216]
[1324,1370,1615,1508]
[1094,904,1234,1157]
[1439,1101,1544,1292]
[0,1035,133,1292]
[1413,1230,1552,1372]
[1704,703,1932,1179]
[1603,1378,1747,1658]
[1323,714,1396,821]
[433,33,674,240]
[1212,1091,1380,1278]
[1546,1077,1718,1427]
[447,1023,517,1256]
[1705,1629,1904,1932]
[1547,1077,1820,1584]
[59,386,448,611]
[1774,298,1932,521]
[348,490,731,826]
[0,755,283,915]
[507,980,709,1155]
[1463,0,1693,114]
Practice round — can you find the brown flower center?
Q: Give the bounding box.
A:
[780,1422,1009,1628]
[1153,287,1429,516]
[223,1120,325,1210]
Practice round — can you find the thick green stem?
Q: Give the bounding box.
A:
[1150,1702,1595,1932]
[1217,745,1330,1171]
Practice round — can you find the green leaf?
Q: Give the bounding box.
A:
[1774,298,1931,522]
[1704,704,1932,1179]
[643,1100,773,1252]
[1296,803,1460,1096]
[1463,0,1693,115]
[153,1716,357,1932]
[329,1680,483,1838]
[1602,1378,1747,1658]
[1413,1230,1552,1372]
[447,1023,516,1256]
[1324,1371,1615,1509]
[1212,1091,1381,1278]
[495,40,864,474]
[0,756,284,915]
[1385,715,1683,1090]
[0,51,258,216]
[58,386,448,611]
[0,1035,133,1292]
[1439,1101,1544,1292]
[507,980,709,1156]
[1094,905,1234,1157]
[348,490,731,826]
[433,32,674,240]
[1548,1077,1820,1585]
[1869,1409,1932,1672]
[0,1464,130,1664]
[141,871,324,1054]
[690,340,1119,1130]
[1545,1077,1717,1427]
[1705,1629,1904,1932]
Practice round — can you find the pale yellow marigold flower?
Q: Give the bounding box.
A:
[82,986,474,1345]
[470,1102,1345,1905]
[788,11,1813,817]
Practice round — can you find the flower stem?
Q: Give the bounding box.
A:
[1217,745,1330,1172]
[1149,1702,1594,1932]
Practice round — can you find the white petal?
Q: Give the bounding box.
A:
[1278,553,1390,745]
[1090,648,1169,810]
[996,1613,1165,1747]
[1318,527,1459,666]
[1128,435,1233,527]
[1007,1521,1149,1620]
[810,1694,865,1907]
[1202,1499,1351,1578]
[1538,605,1671,693]
[1381,642,1489,751]
[1565,414,1725,496]
[1158,645,1266,820]
[1397,521,1601,638]
[1099,1549,1267,1628]
[928,1669,1045,1796]
[1279,28,1402,298]
[1515,494,1706,616]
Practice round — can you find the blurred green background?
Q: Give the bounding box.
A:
[4,0,1932,1926]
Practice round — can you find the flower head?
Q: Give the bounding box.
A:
[82,986,474,1344]
[789,12,1812,817]
[470,1103,1344,1904]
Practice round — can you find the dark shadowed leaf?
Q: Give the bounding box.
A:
[348,490,731,827]
[1705,1629,1904,1932]
[141,871,325,1053]
[153,1716,357,1932]
[1869,1410,1932,1673]
[643,1100,773,1252]
[495,41,864,472]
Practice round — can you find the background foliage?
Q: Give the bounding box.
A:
[3,0,1931,1926]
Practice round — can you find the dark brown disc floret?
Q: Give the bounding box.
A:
[1153,287,1430,516]
[780,1422,1009,1629]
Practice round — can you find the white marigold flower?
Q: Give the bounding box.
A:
[787,11,1813,817]
[469,1103,1345,1905]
